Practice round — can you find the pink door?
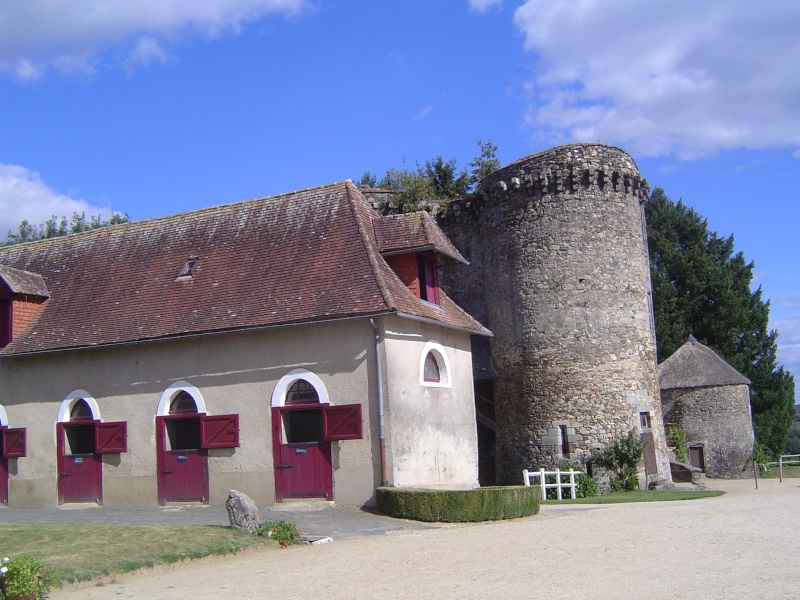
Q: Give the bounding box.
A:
[273,407,333,501]
[57,422,103,504]
[156,415,209,504]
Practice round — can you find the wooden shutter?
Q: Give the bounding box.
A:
[201,414,240,449]
[95,421,127,453]
[323,404,363,441]
[1,427,27,458]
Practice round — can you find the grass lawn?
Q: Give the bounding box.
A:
[757,464,800,479]
[0,523,271,583]
[543,489,724,505]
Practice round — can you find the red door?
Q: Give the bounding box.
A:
[0,456,7,505]
[272,404,363,502]
[57,422,103,504]
[157,415,208,504]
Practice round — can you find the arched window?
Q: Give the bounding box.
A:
[169,391,198,414]
[419,341,451,388]
[286,380,320,405]
[423,352,440,382]
[69,399,94,421]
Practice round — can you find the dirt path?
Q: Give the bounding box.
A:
[53,479,800,599]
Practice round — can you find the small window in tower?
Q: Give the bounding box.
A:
[286,380,320,405]
[70,399,94,421]
[423,352,441,382]
[177,258,198,280]
[639,411,652,429]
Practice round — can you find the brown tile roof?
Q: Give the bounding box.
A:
[373,212,467,264]
[0,264,49,297]
[0,181,489,355]
[659,335,750,389]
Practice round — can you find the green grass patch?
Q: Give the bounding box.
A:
[0,523,270,583]
[757,465,800,479]
[544,489,724,504]
[376,486,540,522]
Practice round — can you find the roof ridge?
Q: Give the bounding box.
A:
[345,182,396,312]
[0,181,351,254]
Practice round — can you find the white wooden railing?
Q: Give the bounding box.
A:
[523,467,583,501]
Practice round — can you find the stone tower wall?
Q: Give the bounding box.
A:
[661,384,754,478]
[439,144,672,485]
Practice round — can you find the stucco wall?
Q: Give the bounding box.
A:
[0,319,383,507]
[381,316,479,489]
[661,384,754,478]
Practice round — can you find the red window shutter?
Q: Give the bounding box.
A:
[201,414,240,449]
[323,404,363,441]
[95,421,127,453]
[423,254,439,304]
[2,427,27,458]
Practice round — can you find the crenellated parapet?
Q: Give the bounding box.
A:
[440,144,650,226]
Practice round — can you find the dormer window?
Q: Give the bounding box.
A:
[177,258,198,280]
[0,265,49,349]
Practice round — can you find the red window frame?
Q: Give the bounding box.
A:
[423,352,441,382]
[0,426,27,458]
[200,414,240,449]
[417,252,440,305]
[322,404,363,441]
[95,421,128,453]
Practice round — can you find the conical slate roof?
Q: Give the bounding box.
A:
[659,335,750,389]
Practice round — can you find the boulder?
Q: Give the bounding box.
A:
[226,490,260,534]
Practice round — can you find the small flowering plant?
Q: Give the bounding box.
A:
[0,554,58,599]
[254,519,303,548]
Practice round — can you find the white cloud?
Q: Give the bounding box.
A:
[415,106,435,121]
[124,37,170,72]
[0,164,114,240]
[513,1,800,158]
[0,0,307,80]
[469,0,503,13]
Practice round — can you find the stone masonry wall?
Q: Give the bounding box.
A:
[661,384,754,478]
[438,144,672,485]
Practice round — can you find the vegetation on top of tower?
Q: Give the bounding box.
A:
[357,140,500,213]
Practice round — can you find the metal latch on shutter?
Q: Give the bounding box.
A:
[276,464,293,469]
[160,469,173,474]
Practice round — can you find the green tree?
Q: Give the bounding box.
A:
[646,188,795,457]
[371,140,500,212]
[3,211,129,246]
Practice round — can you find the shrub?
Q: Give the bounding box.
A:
[254,520,302,549]
[667,426,689,464]
[592,430,644,492]
[376,486,540,522]
[1,554,59,599]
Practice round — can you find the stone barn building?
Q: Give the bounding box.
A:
[659,336,754,478]
[0,181,488,508]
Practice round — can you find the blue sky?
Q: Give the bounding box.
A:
[1,0,798,393]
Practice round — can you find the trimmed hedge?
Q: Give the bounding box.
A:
[375,486,540,523]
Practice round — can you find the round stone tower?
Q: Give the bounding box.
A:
[447,143,671,485]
